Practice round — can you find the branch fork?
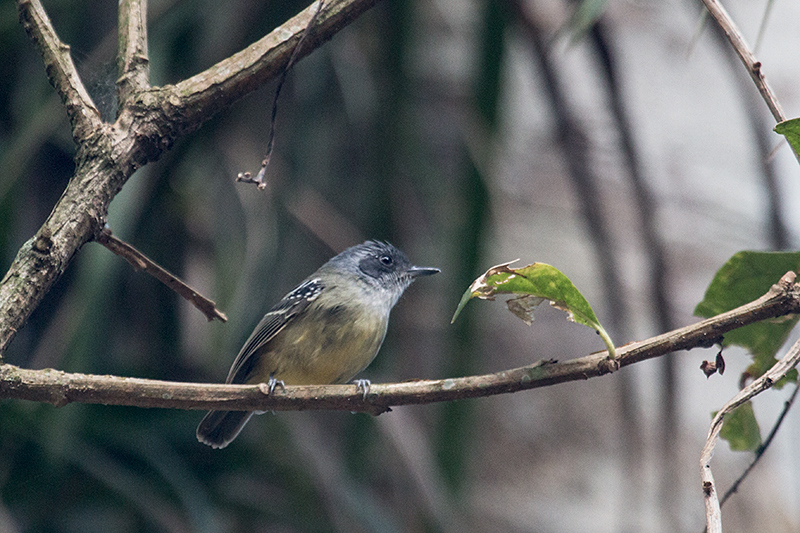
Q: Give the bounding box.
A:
[2,0,379,354]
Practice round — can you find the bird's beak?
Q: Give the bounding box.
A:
[409,266,440,277]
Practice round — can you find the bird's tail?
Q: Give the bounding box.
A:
[196,410,254,449]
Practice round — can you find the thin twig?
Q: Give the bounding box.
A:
[1,272,797,413]
[95,228,227,322]
[173,0,377,126]
[754,0,776,54]
[698,0,785,123]
[719,382,800,507]
[236,0,326,188]
[700,334,800,533]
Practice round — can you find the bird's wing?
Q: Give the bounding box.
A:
[226,278,324,384]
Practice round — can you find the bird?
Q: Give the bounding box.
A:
[196,240,439,448]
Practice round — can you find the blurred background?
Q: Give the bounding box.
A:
[2,0,800,531]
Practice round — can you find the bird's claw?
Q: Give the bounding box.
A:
[353,379,371,399]
[267,375,285,395]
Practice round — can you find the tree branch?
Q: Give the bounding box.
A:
[700,329,800,533]
[17,0,102,139]
[164,0,379,135]
[1,273,797,414]
[95,228,227,322]
[117,0,150,105]
[699,0,785,124]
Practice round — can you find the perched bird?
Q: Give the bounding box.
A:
[197,240,439,448]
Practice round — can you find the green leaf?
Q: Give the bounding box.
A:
[718,401,761,452]
[694,251,800,385]
[452,261,615,357]
[775,118,800,157]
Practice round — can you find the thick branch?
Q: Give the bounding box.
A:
[111,0,382,171]
[2,273,797,414]
[17,0,102,139]
[0,132,117,355]
[117,0,150,104]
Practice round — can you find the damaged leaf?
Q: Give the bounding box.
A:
[452,261,615,357]
[506,295,546,325]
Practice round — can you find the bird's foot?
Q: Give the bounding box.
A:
[353,378,371,400]
[267,374,285,395]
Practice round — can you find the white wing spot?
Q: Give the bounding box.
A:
[288,278,323,302]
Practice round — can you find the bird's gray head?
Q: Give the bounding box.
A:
[327,240,439,307]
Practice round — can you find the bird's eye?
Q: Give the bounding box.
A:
[379,255,393,266]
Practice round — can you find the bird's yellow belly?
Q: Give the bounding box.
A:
[246,305,388,385]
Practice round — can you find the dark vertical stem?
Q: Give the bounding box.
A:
[590,19,678,528]
[436,0,503,494]
[511,5,628,338]
[374,0,408,239]
[438,159,490,495]
[706,19,789,250]
[512,11,643,527]
[590,21,675,333]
